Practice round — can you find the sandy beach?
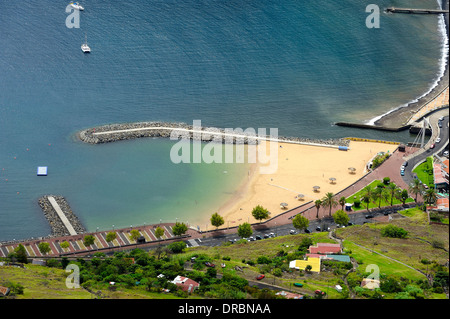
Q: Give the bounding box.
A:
[202,140,399,230]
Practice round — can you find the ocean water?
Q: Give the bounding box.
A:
[0,0,446,241]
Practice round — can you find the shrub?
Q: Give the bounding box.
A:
[257,256,271,264]
[383,177,391,185]
[353,199,361,208]
[167,241,186,253]
[381,225,408,238]
[272,268,283,277]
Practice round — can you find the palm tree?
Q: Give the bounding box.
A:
[314,199,322,219]
[423,187,438,206]
[322,192,338,217]
[339,196,346,210]
[409,179,424,202]
[371,186,389,208]
[387,183,400,206]
[361,185,373,211]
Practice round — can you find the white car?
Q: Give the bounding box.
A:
[444,151,449,157]
[436,137,441,143]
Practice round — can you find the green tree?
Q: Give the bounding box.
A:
[154,226,165,241]
[322,192,338,217]
[400,189,409,205]
[210,212,225,229]
[292,214,309,232]
[409,179,424,202]
[251,205,269,223]
[314,199,322,219]
[333,209,349,226]
[83,235,96,249]
[14,244,28,263]
[38,242,51,255]
[167,241,187,253]
[129,229,141,242]
[237,222,253,238]
[172,222,188,236]
[106,232,117,244]
[60,241,70,249]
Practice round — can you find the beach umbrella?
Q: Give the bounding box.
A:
[348,167,356,174]
[296,194,305,200]
[313,186,320,192]
[329,177,336,184]
[280,202,288,209]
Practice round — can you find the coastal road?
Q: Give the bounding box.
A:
[184,209,402,248]
[402,111,449,186]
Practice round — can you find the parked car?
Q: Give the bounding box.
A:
[439,116,444,121]
[430,144,435,149]
[269,232,275,237]
[403,161,408,167]
[304,228,311,233]
[347,222,354,226]
[255,235,262,240]
[444,151,449,157]
[256,274,265,280]
[400,170,405,176]
[365,214,374,219]
[263,234,270,239]
[294,283,303,287]
[315,290,326,295]
[315,226,321,231]
[436,137,441,143]
[438,122,442,128]
[289,230,296,235]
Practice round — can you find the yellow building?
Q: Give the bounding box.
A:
[289,257,321,273]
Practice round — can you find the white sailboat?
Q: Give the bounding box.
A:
[81,35,91,53]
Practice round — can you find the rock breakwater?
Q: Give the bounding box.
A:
[38,195,86,237]
[77,121,350,147]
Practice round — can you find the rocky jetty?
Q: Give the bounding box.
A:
[38,195,86,237]
[77,121,350,147]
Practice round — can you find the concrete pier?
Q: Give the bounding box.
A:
[47,196,78,236]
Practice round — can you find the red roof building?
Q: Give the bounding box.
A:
[309,243,341,254]
[171,275,200,293]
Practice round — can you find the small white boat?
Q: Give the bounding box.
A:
[81,35,90,53]
[70,2,84,11]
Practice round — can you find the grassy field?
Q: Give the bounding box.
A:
[337,207,449,277]
[0,264,186,299]
[413,161,434,186]
[345,180,414,211]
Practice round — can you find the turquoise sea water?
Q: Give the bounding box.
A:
[0,0,446,241]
